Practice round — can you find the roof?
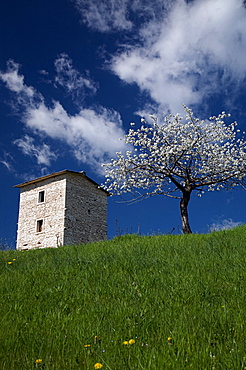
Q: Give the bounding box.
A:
[14,169,109,195]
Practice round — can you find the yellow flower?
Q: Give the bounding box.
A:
[84,344,91,348]
[94,363,103,369]
[129,339,135,345]
[7,262,13,264]
[123,341,129,345]
[35,359,42,363]
[12,259,16,261]
[168,337,172,341]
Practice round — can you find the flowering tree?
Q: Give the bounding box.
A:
[102,106,246,234]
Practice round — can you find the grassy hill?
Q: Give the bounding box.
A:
[1,226,246,369]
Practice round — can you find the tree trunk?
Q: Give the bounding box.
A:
[180,190,192,234]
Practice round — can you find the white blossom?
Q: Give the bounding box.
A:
[102,105,246,234]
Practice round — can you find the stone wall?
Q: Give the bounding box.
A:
[64,173,108,245]
[16,175,66,250]
[16,171,108,250]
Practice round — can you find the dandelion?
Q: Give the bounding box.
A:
[129,339,135,345]
[7,262,13,264]
[94,363,103,369]
[35,359,42,363]
[12,259,16,261]
[84,344,91,348]
[168,337,173,345]
[123,341,129,345]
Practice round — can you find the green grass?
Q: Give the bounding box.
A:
[1,226,246,369]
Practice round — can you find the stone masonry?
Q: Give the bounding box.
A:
[15,170,109,250]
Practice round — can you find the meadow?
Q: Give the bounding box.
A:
[1,226,246,369]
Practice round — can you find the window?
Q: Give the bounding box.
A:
[38,190,45,203]
[36,219,43,233]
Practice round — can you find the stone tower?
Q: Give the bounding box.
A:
[14,170,109,250]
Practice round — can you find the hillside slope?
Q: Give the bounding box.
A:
[1,226,246,369]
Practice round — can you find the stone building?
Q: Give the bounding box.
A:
[14,170,109,250]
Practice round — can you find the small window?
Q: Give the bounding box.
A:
[38,191,45,203]
[36,219,43,233]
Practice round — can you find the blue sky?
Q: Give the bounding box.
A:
[1,0,246,248]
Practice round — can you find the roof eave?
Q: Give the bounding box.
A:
[14,169,110,195]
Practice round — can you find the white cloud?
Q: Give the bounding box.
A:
[0,159,11,171]
[0,152,14,171]
[54,53,97,98]
[110,0,246,114]
[72,0,132,32]
[24,101,126,169]
[13,135,57,166]
[38,70,49,76]
[0,59,126,172]
[72,0,173,32]
[0,60,35,97]
[208,218,242,232]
